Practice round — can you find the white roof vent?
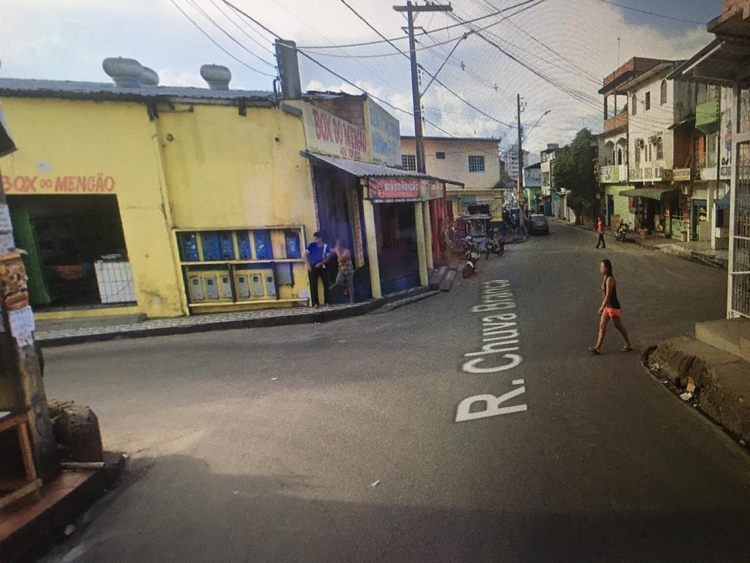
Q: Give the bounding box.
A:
[200,64,231,90]
[102,57,144,88]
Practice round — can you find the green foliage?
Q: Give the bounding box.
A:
[552,128,599,223]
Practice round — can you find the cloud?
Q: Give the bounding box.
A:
[0,0,717,156]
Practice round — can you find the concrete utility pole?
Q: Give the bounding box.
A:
[394,1,452,174]
[516,94,524,194]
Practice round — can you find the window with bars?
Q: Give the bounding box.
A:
[645,91,651,111]
[468,155,485,173]
[656,137,664,160]
[402,154,417,171]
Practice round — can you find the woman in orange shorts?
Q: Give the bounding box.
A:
[589,259,632,354]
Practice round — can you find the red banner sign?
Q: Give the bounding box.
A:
[369,177,421,201]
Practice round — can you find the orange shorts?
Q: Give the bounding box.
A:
[604,307,621,318]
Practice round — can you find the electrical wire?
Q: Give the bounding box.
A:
[298,0,539,49]
[596,0,707,26]
[185,0,276,68]
[171,0,277,77]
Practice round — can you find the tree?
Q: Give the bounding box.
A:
[553,128,599,224]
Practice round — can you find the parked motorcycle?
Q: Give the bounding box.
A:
[615,221,629,242]
[462,237,482,278]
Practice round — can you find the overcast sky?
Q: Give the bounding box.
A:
[1,0,721,155]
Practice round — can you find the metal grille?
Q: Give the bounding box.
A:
[732,143,750,317]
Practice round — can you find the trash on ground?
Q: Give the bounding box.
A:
[686,378,696,394]
[679,392,693,401]
[64,524,76,536]
[370,480,381,488]
[271,377,278,381]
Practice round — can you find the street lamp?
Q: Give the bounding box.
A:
[523,110,552,144]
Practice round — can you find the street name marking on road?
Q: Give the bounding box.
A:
[456,279,528,423]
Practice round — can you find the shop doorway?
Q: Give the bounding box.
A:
[375,202,420,294]
[7,195,132,309]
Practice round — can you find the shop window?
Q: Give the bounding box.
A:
[660,80,667,105]
[645,91,651,111]
[7,195,132,308]
[436,151,446,159]
[402,154,417,171]
[632,94,638,115]
[468,155,485,173]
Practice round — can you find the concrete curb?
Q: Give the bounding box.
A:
[37,287,438,348]
[646,338,750,448]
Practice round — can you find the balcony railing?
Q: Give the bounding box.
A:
[603,113,628,134]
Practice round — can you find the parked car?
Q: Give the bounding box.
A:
[528,214,550,235]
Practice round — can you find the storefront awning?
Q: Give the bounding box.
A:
[619,187,678,200]
[668,36,750,87]
[304,151,432,180]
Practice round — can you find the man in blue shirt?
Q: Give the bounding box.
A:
[306,231,331,308]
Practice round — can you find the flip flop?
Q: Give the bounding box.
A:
[588,347,601,355]
[621,346,633,353]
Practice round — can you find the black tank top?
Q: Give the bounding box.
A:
[604,275,621,309]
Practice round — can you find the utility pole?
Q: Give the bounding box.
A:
[516,94,524,194]
[394,1,452,174]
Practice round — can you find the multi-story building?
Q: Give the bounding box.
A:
[503,143,529,184]
[597,58,667,226]
[401,136,503,225]
[540,143,563,216]
[522,162,542,213]
[671,0,750,318]
[619,59,696,236]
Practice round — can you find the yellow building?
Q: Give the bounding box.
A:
[0,68,317,320]
[0,59,444,320]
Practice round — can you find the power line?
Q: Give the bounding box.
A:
[596,0,707,26]
[207,0,277,57]
[298,0,539,49]
[171,0,276,77]
[185,0,276,68]
[339,0,517,129]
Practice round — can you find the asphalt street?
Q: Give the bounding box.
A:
[42,225,750,563]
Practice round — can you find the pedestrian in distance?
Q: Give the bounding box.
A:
[331,239,355,306]
[596,216,606,249]
[589,259,633,355]
[306,231,331,309]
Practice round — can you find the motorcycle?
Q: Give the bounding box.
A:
[615,222,629,242]
[462,237,482,278]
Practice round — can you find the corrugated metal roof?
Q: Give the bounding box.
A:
[0,78,274,103]
[619,187,678,200]
[306,152,434,179]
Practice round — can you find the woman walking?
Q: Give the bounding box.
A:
[589,259,632,354]
[332,239,355,306]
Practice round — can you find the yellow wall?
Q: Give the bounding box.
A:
[1,98,185,318]
[157,104,316,232]
[401,138,501,189]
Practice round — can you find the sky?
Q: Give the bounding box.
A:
[0,0,723,155]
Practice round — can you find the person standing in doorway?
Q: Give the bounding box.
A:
[306,231,331,309]
[331,239,355,306]
[596,216,606,249]
[589,259,632,354]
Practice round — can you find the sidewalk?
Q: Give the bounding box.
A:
[552,218,729,269]
[36,286,439,348]
[648,318,750,447]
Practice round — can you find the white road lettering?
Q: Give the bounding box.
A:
[455,280,528,422]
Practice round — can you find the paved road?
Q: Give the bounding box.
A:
[43,225,750,563]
